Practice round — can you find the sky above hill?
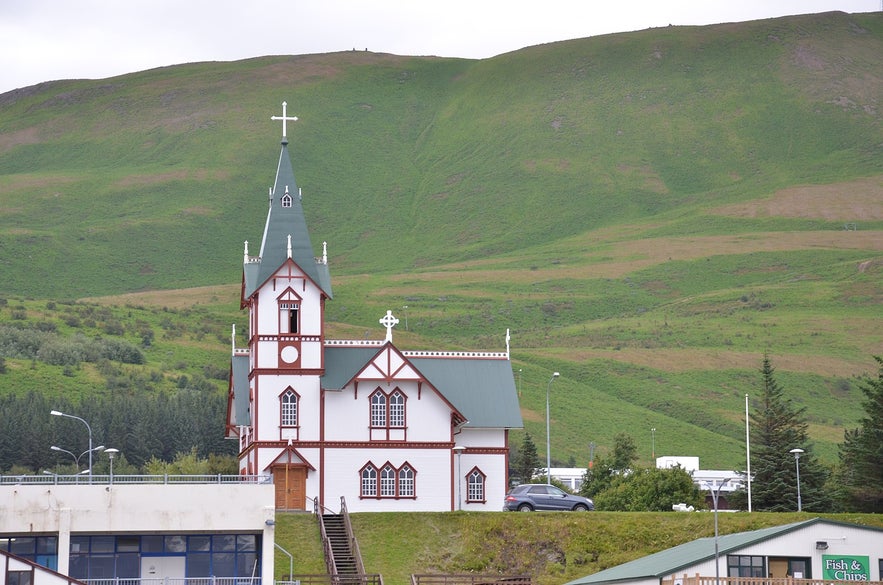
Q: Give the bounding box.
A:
[1,0,878,95]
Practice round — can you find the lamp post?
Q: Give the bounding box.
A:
[711,478,732,585]
[790,448,804,512]
[50,445,105,471]
[402,305,408,330]
[105,448,119,485]
[546,372,559,485]
[651,427,656,460]
[50,410,95,483]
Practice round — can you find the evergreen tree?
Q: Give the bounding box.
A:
[511,432,541,484]
[835,356,883,512]
[580,432,638,498]
[744,354,830,511]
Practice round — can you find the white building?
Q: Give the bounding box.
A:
[0,476,275,584]
[565,518,883,585]
[226,104,523,512]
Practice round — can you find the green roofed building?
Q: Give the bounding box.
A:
[225,103,523,512]
[566,518,883,585]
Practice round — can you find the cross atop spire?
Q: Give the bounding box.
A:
[271,101,298,140]
[379,310,399,342]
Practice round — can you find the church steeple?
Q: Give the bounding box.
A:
[242,103,332,300]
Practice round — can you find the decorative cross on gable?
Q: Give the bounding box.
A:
[271,101,299,139]
[379,310,399,342]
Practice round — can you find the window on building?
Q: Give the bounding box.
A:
[466,468,486,503]
[7,571,32,585]
[370,391,386,427]
[380,465,396,496]
[398,465,415,497]
[281,193,292,208]
[279,302,299,334]
[361,465,378,497]
[727,555,765,577]
[280,389,298,427]
[0,536,58,571]
[66,534,260,581]
[389,391,405,427]
[369,388,407,429]
[360,462,417,498]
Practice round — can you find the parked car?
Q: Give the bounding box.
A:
[503,483,594,512]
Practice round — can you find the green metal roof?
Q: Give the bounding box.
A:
[321,346,523,429]
[411,356,522,428]
[564,519,883,585]
[243,140,332,299]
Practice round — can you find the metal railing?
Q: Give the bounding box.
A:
[411,576,532,585]
[87,578,261,585]
[661,577,883,585]
[1,474,271,486]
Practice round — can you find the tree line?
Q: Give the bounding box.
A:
[510,354,883,513]
[0,389,237,475]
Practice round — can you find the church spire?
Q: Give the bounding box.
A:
[242,103,332,299]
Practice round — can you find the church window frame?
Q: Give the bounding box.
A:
[398,464,415,498]
[359,461,417,499]
[360,464,377,497]
[380,464,396,497]
[281,193,292,208]
[466,467,486,503]
[370,391,387,427]
[279,302,300,334]
[279,388,299,428]
[369,388,407,430]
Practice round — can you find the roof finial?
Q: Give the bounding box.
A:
[243,240,249,264]
[271,101,298,141]
[322,241,328,265]
[287,234,292,259]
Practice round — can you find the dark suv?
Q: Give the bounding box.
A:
[503,484,594,512]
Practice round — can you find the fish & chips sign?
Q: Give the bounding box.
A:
[822,555,870,581]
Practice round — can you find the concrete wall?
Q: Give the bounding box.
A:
[0,483,276,583]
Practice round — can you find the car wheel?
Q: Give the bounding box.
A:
[573,504,589,512]
[517,503,533,512]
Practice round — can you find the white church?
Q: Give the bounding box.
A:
[225,103,524,513]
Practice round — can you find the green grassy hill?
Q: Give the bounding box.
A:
[275,511,883,585]
[0,11,881,470]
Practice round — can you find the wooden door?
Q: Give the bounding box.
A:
[273,465,307,510]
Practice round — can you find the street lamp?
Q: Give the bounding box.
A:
[711,478,732,585]
[651,427,656,460]
[50,410,95,482]
[105,448,120,485]
[50,444,105,471]
[546,372,559,485]
[402,305,409,330]
[790,448,804,512]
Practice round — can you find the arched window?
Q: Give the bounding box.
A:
[281,193,292,208]
[389,390,405,427]
[359,462,417,499]
[280,389,297,427]
[380,464,396,497]
[398,465,415,497]
[360,465,377,497]
[370,392,387,427]
[466,468,486,503]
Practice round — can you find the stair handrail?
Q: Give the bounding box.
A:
[339,496,367,575]
[313,498,339,577]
